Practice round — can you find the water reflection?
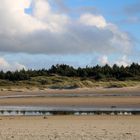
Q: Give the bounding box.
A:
[0,106,139,116]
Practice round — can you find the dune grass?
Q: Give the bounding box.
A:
[0,75,140,90]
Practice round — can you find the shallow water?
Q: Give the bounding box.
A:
[0,105,139,116]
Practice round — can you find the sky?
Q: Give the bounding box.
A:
[0,0,140,71]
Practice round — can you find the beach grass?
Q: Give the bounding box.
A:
[0,75,140,90]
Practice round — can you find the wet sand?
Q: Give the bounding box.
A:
[0,116,139,140]
[0,97,139,107]
[0,87,139,107]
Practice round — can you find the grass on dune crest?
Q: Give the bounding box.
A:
[0,75,140,90]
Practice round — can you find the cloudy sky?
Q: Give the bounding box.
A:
[0,0,140,71]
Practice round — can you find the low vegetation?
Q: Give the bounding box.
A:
[0,63,140,89]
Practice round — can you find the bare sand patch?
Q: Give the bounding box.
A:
[0,116,139,140]
[0,86,140,96]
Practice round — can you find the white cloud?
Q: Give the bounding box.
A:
[32,0,69,32]
[33,0,51,19]
[0,57,26,71]
[0,0,47,34]
[116,55,131,67]
[0,57,9,68]
[0,0,133,56]
[108,24,132,54]
[79,13,107,28]
[98,55,108,65]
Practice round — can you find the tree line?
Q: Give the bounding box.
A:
[0,63,140,81]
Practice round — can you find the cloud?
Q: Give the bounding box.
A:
[116,55,131,67]
[50,0,70,13]
[124,2,140,15]
[98,55,108,65]
[0,0,133,56]
[79,14,107,28]
[50,0,98,14]
[91,54,132,67]
[0,57,26,71]
[77,6,98,14]
[122,2,140,25]
[121,17,140,24]
[0,0,48,34]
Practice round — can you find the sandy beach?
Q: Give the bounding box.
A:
[1,86,140,95]
[0,116,139,140]
[0,87,139,107]
[0,88,139,139]
[0,97,139,107]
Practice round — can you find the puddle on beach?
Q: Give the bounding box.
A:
[0,106,139,116]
